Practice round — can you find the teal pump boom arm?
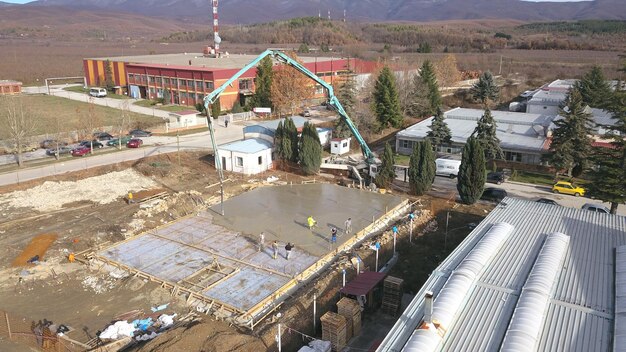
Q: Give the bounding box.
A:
[203,49,375,164]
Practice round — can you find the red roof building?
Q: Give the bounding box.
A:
[0,80,22,95]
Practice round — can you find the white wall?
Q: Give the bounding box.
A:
[219,148,273,175]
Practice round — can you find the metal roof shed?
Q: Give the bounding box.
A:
[341,271,387,296]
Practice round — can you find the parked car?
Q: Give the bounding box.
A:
[536,198,560,206]
[552,181,585,197]
[79,140,104,149]
[71,146,91,157]
[2,142,39,154]
[581,203,610,214]
[301,109,311,117]
[128,129,152,137]
[89,87,107,98]
[126,138,143,148]
[93,132,114,141]
[107,136,132,147]
[481,188,508,203]
[40,139,68,149]
[486,172,506,185]
[46,146,73,156]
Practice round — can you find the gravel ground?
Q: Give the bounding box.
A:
[0,169,156,212]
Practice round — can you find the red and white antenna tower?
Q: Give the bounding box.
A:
[212,0,221,53]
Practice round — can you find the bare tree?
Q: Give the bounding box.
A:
[434,54,461,89]
[270,52,313,117]
[115,100,132,150]
[75,98,102,154]
[0,96,38,167]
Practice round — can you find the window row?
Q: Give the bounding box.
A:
[128,74,214,90]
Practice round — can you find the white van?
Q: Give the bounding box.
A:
[89,87,107,98]
[435,158,461,178]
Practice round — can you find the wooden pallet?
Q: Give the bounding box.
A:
[321,312,347,352]
[337,297,361,339]
[382,276,404,316]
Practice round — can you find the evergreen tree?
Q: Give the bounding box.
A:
[472,108,504,160]
[372,66,403,131]
[426,107,452,151]
[274,120,291,162]
[104,60,114,91]
[375,142,396,188]
[231,100,244,113]
[408,140,436,196]
[575,66,612,109]
[457,137,486,204]
[547,87,594,176]
[210,98,221,118]
[283,117,299,163]
[334,66,357,139]
[586,76,626,214]
[470,71,499,107]
[299,122,322,175]
[420,60,442,116]
[251,56,273,109]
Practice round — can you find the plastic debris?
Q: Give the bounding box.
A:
[135,331,159,341]
[99,321,135,340]
[132,318,153,331]
[151,303,169,312]
[157,313,177,328]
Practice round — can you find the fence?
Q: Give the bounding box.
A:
[0,309,88,352]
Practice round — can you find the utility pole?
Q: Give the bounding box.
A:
[499,55,503,76]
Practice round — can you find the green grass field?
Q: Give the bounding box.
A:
[133,100,192,113]
[0,95,162,139]
[63,86,129,99]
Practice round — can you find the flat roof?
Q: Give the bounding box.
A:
[218,138,272,154]
[379,197,626,352]
[397,108,551,152]
[87,53,337,71]
[528,89,568,105]
[0,80,21,85]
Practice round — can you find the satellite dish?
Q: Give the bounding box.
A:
[214,34,222,44]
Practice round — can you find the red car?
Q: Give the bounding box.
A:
[71,146,91,157]
[126,138,143,148]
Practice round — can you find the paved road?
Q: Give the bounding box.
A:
[0,125,244,187]
[428,176,626,216]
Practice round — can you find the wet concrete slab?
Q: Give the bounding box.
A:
[96,184,404,318]
[211,184,403,257]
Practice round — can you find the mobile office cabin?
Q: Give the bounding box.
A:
[435,158,461,178]
[89,87,107,98]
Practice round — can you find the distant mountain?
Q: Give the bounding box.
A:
[26,0,626,23]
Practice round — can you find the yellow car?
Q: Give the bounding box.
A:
[552,181,585,197]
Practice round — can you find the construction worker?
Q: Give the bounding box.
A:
[272,240,279,259]
[307,216,317,230]
[285,242,294,260]
[128,192,134,204]
[68,253,75,263]
[331,228,338,244]
[344,217,352,235]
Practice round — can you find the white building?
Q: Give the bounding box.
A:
[217,138,273,175]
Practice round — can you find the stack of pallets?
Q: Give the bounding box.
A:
[337,297,362,339]
[382,276,404,316]
[320,311,347,352]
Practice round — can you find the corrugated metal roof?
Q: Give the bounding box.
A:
[340,271,386,296]
[218,138,272,154]
[377,197,626,352]
[396,108,551,152]
[615,245,626,352]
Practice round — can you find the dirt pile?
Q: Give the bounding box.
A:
[0,169,156,211]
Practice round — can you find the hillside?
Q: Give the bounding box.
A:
[27,0,626,23]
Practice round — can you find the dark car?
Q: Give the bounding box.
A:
[71,146,91,157]
[107,136,132,147]
[46,146,73,156]
[126,138,143,148]
[128,129,152,137]
[481,188,508,203]
[536,198,559,206]
[486,172,505,185]
[79,140,104,149]
[40,139,68,149]
[93,132,114,141]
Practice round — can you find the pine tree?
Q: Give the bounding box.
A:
[472,108,503,160]
[299,122,322,175]
[426,107,452,151]
[420,60,442,116]
[547,87,594,176]
[575,66,612,109]
[104,60,114,91]
[457,137,486,205]
[375,142,396,188]
[408,140,436,195]
[251,56,273,109]
[274,120,290,162]
[283,117,299,163]
[334,65,357,139]
[586,75,626,214]
[470,71,499,107]
[372,66,403,131]
[211,98,221,118]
